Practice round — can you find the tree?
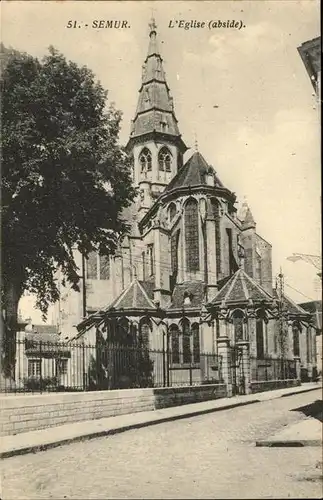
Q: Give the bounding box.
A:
[1,45,136,382]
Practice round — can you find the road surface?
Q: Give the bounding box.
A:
[1,389,322,499]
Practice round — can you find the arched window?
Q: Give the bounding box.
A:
[211,199,221,276]
[171,230,180,276]
[192,323,200,363]
[139,147,152,172]
[86,252,110,280]
[170,324,180,364]
[168,202,177,222]
[185,198,200,272]
[117,318,130,346]
[106,318,118,344]
[139,319,152,348]
[232,310,244,342]
[292,322,300,357]
[256,310,266,359]
[181,319,191,364]
[158,147,172,172]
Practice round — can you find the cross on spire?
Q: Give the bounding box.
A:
[194,132,199,152]
[149,17,157,36]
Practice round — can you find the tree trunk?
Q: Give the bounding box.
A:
[0,280,22,391]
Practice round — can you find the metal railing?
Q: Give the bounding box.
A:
[250,356,297,382]
[1,338,223,393]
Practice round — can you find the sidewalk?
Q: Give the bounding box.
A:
[256,418,322,447]
[1,383,321,459]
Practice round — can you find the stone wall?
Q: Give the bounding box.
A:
[154,384,227,409]
[0,389,155,437]
[250,379,300,394]
[0,384,227,437]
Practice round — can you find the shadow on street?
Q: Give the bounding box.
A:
[291,399,323,422]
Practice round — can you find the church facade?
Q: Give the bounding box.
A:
[58,21,317,390]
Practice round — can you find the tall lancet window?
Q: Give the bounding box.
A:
[158,147,172,172]
[139,147,152,172]
[232,309,244,342]
[185,198,200,271]
[211,198,222,276]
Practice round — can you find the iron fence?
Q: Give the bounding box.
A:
[1,338,223,394]
[250,356,297,382]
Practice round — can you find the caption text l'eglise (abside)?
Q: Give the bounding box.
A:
[168,19,246,30]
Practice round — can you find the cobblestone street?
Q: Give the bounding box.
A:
[1,389,322,499]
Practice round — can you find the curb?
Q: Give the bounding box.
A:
[280,386,322,398]
[0,399,261,459]
[255,439,322,448]
[1,385,321,459]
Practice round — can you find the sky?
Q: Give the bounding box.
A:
[2,0,321,323]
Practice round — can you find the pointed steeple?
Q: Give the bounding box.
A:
[126,19,187,153]
[240,201,256,230]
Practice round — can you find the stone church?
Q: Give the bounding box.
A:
[57,20,317,389]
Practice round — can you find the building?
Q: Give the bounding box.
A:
[297,36,321,99]
[54,20,317,392]
[299,301,322,377]
[15,323,71,391]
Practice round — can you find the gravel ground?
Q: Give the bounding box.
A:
[1,389,322,499]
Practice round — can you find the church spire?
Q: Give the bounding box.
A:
[239,199,256,230]
[126,19,187,153]
[147,17,158,57]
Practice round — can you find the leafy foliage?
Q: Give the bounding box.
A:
[1,45,136,318]
[87,323,154,390]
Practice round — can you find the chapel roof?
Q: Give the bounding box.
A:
[163,151,226,194]
[272,290,310,317]
[108,278,157,311]
[209,268,273,307]
[75,279,159,335]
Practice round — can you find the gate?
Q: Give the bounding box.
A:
[230,346,245,395]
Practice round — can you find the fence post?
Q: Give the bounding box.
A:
[82,342,86,390]
[199,319,212,382]
[236,341,251,395]
[162,330,166,387]
[39,341,43,394]
[217,336,232,397]
[166,331,170,387]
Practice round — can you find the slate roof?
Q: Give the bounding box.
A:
[25,326,60,344]
[32,324,59,335]
[168,281,205,310]
[76,279,158,335]
[139,279,155,301]
[272,290,310,317]
[25,324,60,343]
[299,301,322,330]
[127,20,185,145]
[164,151,225,194]
[209,269,273,307]
[108,278,157,311]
